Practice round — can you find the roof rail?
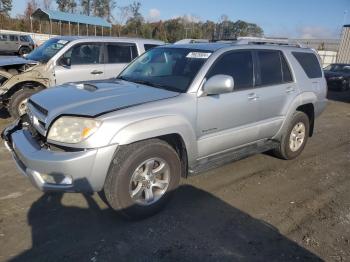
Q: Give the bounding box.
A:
[235,37,303,48]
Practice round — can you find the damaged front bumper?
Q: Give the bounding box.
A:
[1,119,118,193]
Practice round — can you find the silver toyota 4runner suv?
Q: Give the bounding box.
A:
[2,39,327,219]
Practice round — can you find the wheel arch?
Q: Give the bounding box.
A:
[110,115,197,170]
[4,81,46,100]
[296,103,315,137]
[274,92,317,140]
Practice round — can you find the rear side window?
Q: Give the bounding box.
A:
[144,44,159,51]
[107,43,138,63]
[257,50,282,85]
[256,50,293,85]
[207,51,254,90]
[292,52,322,78]
[9,35,18,41]
[281,53,293,82]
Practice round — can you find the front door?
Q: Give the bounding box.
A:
[196,50,261,159]
[55,43,105,85]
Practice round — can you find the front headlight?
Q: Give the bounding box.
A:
[47,116,101,144]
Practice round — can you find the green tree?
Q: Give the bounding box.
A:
[0,0,12,16]
[124,1,143,35]
[92,0,115,22]
[56,0,76,13]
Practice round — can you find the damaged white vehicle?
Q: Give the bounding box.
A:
[0,36,163,118]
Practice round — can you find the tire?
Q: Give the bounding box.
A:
[18,46,31,56]
[272,111,310,160]
[8,89,37,119]
[103,139,181,219]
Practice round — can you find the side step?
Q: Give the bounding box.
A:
[188,140,279,175]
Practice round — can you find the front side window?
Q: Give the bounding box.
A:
[119,47,212,92]
[107,43,138,63]
[26,38,70,63]
[207,51,254,90]
[64,43,102,65]
[292,52,322,79]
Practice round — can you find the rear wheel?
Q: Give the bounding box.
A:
[103,139,181,219]
[18,46,31,56]
[272,111,310,160]
[8,89,37,119]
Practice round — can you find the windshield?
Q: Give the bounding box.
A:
[325,64,350,72]
[118,47,212,92]
[26,38,70,63]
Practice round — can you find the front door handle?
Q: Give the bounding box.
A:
[286,86,295,93]
[91,70,103,75]
[248,93,259,101]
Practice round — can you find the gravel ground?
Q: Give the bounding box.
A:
[0,91,349,262]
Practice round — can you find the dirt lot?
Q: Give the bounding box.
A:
[0,91,349,262]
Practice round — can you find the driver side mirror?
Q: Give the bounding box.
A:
[59,57,71,67]
[202,74,234,95]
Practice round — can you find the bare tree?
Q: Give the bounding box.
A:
[42,0,52,9]
[25,0,39,18]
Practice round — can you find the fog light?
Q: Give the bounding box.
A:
[40,173,73,185]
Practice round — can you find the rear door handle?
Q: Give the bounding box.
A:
[286,86,295,93]
[91,70,103,75]
[248,93,259,101]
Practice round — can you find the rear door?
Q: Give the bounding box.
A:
[55,42,105,85]
[253,49,296,139]
[103,42,138,78]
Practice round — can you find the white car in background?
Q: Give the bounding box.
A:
[0,36,164,118]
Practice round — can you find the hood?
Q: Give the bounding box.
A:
[0,56,38,67]
[29,79,180,120]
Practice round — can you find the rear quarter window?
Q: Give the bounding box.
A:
[20,35,30,42]
[292,52,322,79]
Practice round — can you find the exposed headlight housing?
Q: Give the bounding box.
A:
[47,116,101,144]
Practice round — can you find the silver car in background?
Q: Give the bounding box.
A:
[0,33,35,55]
[2,40,327,219]
[0,36,164,118]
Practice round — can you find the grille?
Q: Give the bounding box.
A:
[28,99,48,116]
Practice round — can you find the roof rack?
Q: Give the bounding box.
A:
[235,37,303,48]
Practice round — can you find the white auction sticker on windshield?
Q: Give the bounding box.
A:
[57,40,68,45]
[186,52,211,59]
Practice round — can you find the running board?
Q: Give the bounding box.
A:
[188,140,280,175]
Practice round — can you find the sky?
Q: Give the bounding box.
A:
[10,0,350,39]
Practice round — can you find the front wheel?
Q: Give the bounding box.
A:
[103,139,181,219]
[272,111,310,160]
[8,89,37,119]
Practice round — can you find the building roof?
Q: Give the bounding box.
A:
[32,8,111,28]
